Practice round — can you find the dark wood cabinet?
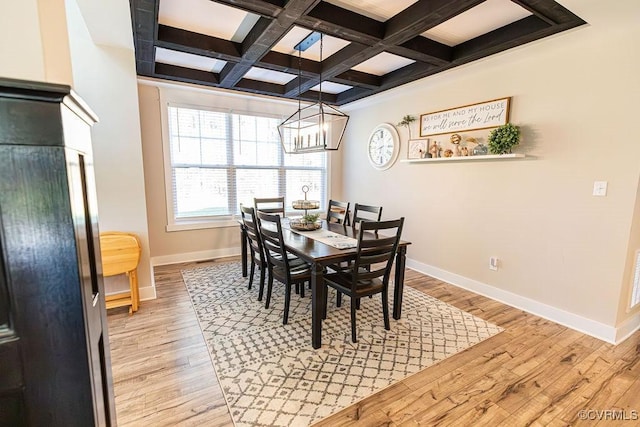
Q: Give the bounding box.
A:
[0,78,116,426]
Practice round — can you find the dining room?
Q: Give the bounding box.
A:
[2,0,640,425]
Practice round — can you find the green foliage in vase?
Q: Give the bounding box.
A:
[302,213,320,223]
[397,115,416,139]
[488,123,521,154]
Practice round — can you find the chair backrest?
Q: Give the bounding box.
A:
[326,200,350,225]
[351,218,404,288]
[254,197,285,217]
[240,205,264,261]
[256,211,292,279]
[352,203,382,228]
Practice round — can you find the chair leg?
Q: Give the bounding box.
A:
[350,298,357,343]
[382,289,390,330]
[355,298,361,310]
[336,291,342,307]
[265,274,273,309]
[283,284,291,325]
[248,260,255,290]
[300,281,305,298]
[258,263,266,301]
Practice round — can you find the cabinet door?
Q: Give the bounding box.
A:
[0,144,114,426]
[0,241,25,426]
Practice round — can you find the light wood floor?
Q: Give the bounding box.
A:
[107,257,640,426]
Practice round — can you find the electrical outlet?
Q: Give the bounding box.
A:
[593,181,607,196]
[489,256,498,271]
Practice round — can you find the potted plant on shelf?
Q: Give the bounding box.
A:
[488,123,521,154]
[397,115,416,139]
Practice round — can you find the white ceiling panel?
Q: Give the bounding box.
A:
[159,0,259,42]
[155,47,226,73]
[324,0,418,22]
[244,67,297,85]
[423,0,532,46]
[309,81,353,94]
[272,26,351,61]
[352,52,415,76]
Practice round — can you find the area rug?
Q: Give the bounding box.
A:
[182,261,502,427]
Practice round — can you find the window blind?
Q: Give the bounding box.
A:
[167,105,327,221]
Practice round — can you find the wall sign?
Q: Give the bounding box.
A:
[420,97,511,137]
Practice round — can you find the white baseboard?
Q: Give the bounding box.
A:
[139,285,156,301]
[614,311,640,344]
[150,247,241,267]
[406,258,625,345]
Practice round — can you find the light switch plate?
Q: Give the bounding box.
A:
[593,181,607,196]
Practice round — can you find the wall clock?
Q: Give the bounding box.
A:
[367,123,400,170]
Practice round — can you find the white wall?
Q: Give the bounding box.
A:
[0,0,46,81]
[65,0,153,299]
[339,0,640,342]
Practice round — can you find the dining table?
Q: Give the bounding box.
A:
[239,219,411,349]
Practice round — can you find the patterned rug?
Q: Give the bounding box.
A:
[182,261,502,427]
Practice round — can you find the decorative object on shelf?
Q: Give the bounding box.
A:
[461,146,469,156]
[450,133,461,157]
[420,97,511,137]
[397,114,417,139]
[429,141,439,158]
[488,123,521,154]
[468,136,489,156]
[408,139,429,159]
[444,149,453,157]
[278,32,349,154]
[367,123,400,170]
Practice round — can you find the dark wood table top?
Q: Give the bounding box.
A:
[281,221,411,265]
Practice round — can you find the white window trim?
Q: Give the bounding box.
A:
[158,86,333,232]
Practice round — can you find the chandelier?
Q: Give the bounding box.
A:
[277,32,349,154]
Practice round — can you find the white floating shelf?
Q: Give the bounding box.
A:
[401,153,526,163]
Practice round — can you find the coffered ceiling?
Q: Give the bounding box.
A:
[130,0,586,105]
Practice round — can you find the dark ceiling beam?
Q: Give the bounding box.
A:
[130,0,159,76]
[258,51,319,77]
[129,0,588,106]
[389,36,452,65]
[219,0,321,87]
[298,2,384,45]
[332,70,381,90]
[207,0,284,18]
[452,15,551,62]
[291,0,481,96]
[335,86,374,105]
[510,0,558,25]
[384,0,483,43]
[234,78,286,96]
[155,63,220,85]
[336,13,586,105]
[156,25,241,61]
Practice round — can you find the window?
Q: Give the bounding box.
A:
[165,105,327,229]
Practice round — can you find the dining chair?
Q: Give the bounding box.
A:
[254,197,286,217]
[326,199,351,225]
[329,202,382,292]
[352,203,382,228]
[323,218,404,342]
[240,205,268,301]
[257,211,311,324]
